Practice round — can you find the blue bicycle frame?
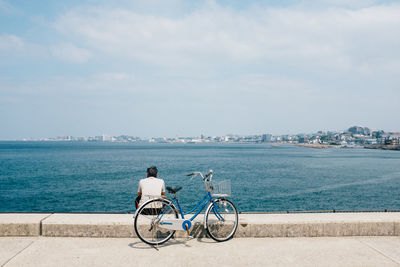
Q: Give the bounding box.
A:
[158,191,225,225]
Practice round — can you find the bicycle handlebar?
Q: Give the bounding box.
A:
[186,170,213,181]
[205,170,213,178]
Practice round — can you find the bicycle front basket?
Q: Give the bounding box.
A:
[211,180,231,197]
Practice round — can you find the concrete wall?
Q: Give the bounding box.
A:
[1,212,400,238]
[0,214,51,236]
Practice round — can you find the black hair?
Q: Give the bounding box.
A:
[147,166,158,177]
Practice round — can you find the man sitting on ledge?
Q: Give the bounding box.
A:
[136,166,165,215]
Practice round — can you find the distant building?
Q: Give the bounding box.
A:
[101,135,112,142]
[348,126,370,136]
[262,134,272,142]
[365,139,377,145]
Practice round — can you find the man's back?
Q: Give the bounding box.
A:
[138,176,165,207]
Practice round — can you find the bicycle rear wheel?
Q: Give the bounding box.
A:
[134,198,178,245]
[205,198,238,242]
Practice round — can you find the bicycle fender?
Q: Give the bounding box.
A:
[204,202,214,228]
[204,198,227,228]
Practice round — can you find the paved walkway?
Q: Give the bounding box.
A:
[1,237,400,266]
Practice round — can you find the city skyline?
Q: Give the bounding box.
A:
[1,0,400,139]
[1,122,399,140]
[4,125,398,142]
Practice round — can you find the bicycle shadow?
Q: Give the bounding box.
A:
[128,238,192,250]
[128,224,220,249]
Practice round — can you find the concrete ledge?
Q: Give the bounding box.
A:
[41,214,137,238]
[239,213,400,237]
[0,213,51,236]
[41,214,206,238]
[1,212,400,238]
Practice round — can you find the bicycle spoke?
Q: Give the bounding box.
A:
[134,199,178,246]
[206,198,238,242]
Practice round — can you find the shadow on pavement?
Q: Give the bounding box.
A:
[128,239,192,250]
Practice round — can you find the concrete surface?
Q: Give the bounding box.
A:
[0,238,36,266]
[1,236,400,266]
[1,213,400,238]
[0,214,51,236]
[41,214,137,238]
[238,213,400,237]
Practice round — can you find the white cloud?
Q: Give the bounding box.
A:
[0,35,92,64]
[0,71,136,96]
[0,34,25,51]
[2,1,400,137]
[96,72,130,81]
[0,0,14,13]
[0,34,48,59]
[52,2,400,75]
[294,0,384,9]
[51,43,91,63]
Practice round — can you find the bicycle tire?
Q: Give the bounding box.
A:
[205,198,238,242]
[134,198,179,245]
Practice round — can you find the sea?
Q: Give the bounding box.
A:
[1,141,399,213]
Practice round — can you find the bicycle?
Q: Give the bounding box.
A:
[134,170,238,245]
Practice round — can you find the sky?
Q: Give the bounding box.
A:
[0,0,399,139]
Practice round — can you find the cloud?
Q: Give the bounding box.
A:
[293,0,386,9]
[50,43,92,63]
[0,71,136,96]
[0,35,92,64]
[1,0,400,138]
[0,34,47,59]
[0,0,14,13]
[0,34,25,51]
[52,2,400,76]
[96,72,130,81]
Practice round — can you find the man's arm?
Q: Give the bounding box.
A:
[137,180,142,197]
[161,180,165,196]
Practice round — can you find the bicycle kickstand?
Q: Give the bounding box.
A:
[186,226,194,240]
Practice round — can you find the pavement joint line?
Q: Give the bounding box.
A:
[356,238,400,266]
[1,239,36,267]
[39,213,53,236]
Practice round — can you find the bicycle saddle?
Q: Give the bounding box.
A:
[166,186,182,194]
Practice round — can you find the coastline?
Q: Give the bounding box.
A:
[295,143,400,151]
[295,144,338,149]
[364,144,400,151]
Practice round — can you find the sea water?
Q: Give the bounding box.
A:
[1,141,399,212]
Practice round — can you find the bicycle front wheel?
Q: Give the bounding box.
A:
[134,198,179,246]
[205,198,238,242]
